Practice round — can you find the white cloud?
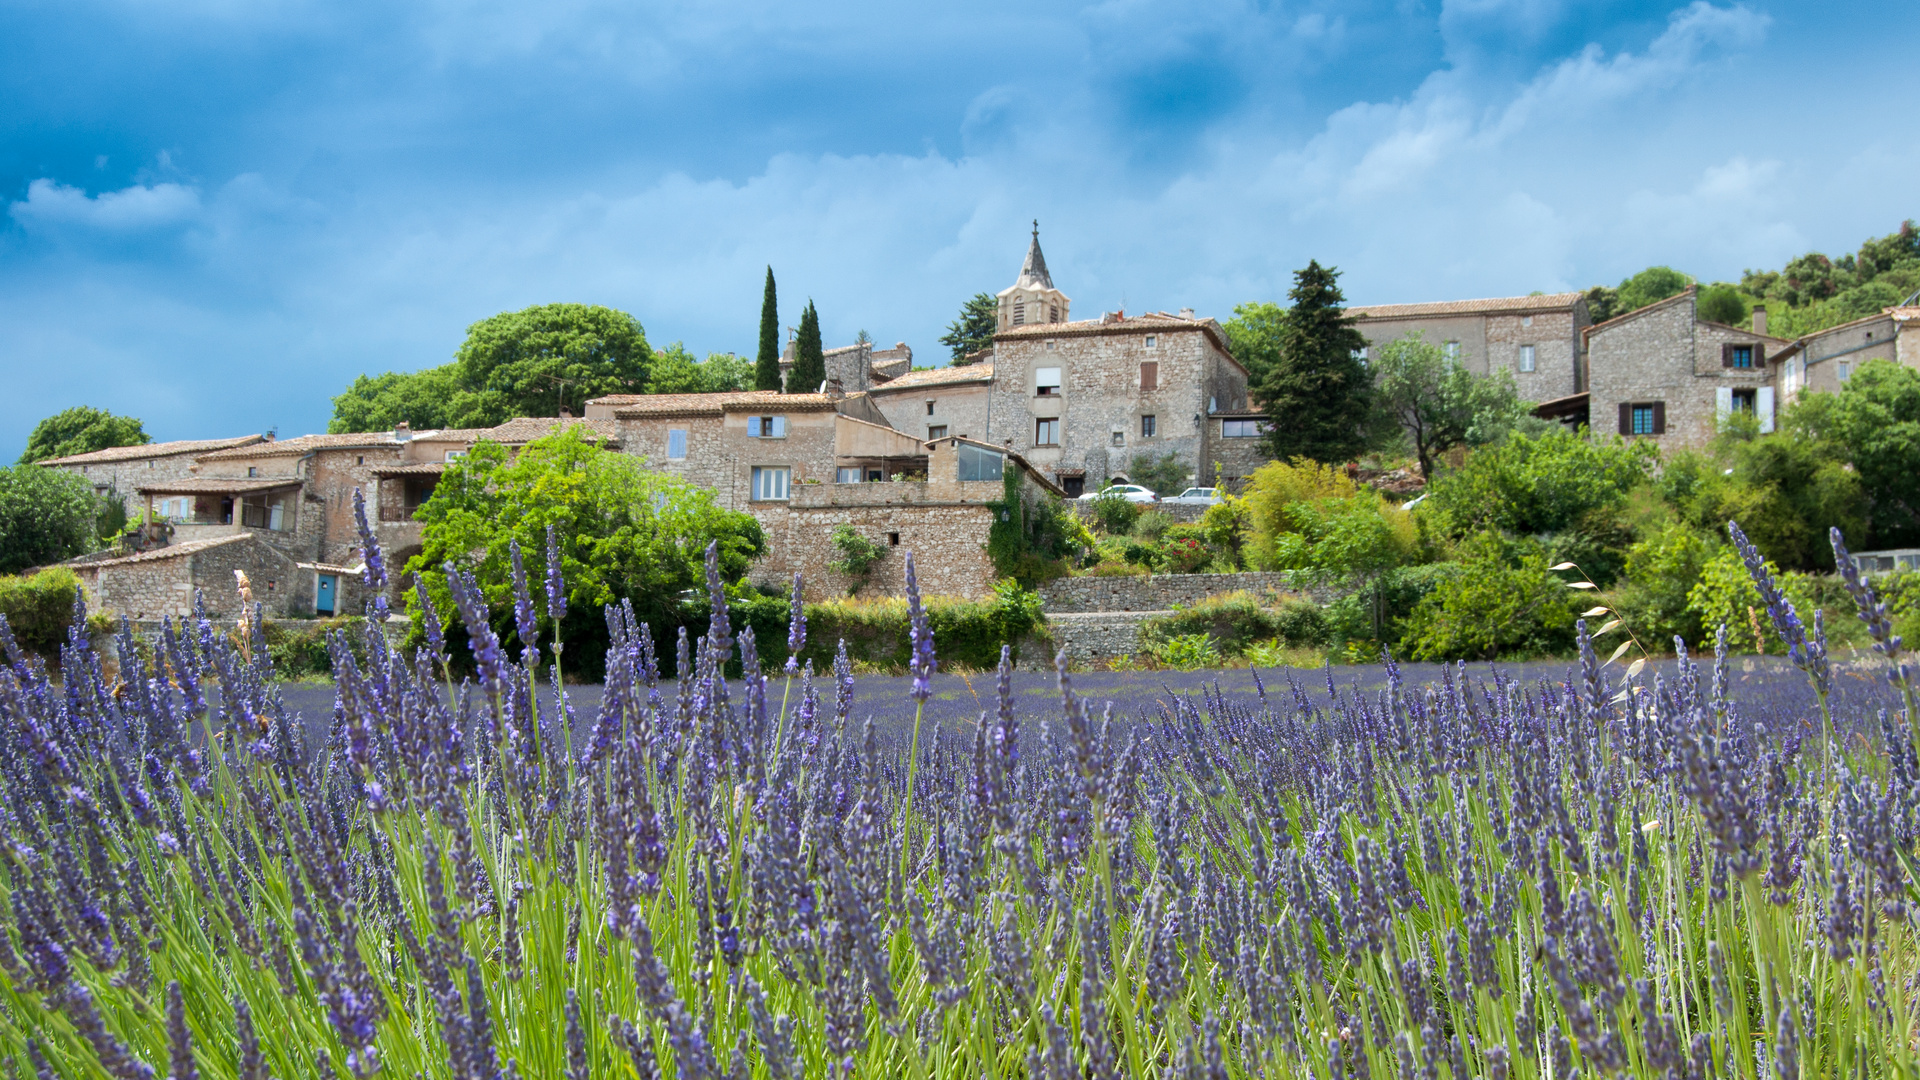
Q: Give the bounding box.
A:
[9,179,203,232]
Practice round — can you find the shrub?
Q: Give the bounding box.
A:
[987,472,1078,585]
[1425,428,1655,539]
[1143,591,1329,655]
[1088,491,1141,534]
[1685,546,1817,653]
[0,568,85,657]
[1399,532,1577,660]
[1153,632,1220,671]
[0,466,101,574]
[1131,510,1173,540]
[1128,451,1192,497]
[1607,524,1717,652]
[1159,524,1212,573]
[262,617,373,680]
[738,579,1049,674]
[1085,560,1148,577]
[1241,459,1356,568]
[1198,496,1249,566]
[1243,638,1326,668]
[828,525,887,593]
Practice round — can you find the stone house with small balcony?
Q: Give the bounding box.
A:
[1585,287,1792,448]
[40,435,265,518]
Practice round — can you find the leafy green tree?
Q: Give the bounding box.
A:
[328,366,464,433]
[1368,334,1531,479]
[788,301,825,393]
[0,466,101,573]
[1615,266,1691,314]
[19,407,149,463]
[1268,491,1415,641]
[406,427,764,674]
[1856,220,1920,281]
[1127,451,1192,496]
[646,345,753,394]
[1788,359,1920,548]
[1426,428,1655,539]
[939,292,998,363]
[0,567,90,656]
[1222,301,1287,387]
[1253,261,1373,464]
[452,304,651,425]
[1583,285,1620,325]
[1399,532,1576,661]
[1696,285,1748,327]
[1608,523,1717,650]
[755,267,783,392]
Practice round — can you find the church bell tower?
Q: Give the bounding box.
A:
[996,222,1071,331]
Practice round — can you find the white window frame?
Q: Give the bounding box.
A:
[1222,419,1265,438]
[750,466,791,501]
[1144,335,1156,348]
[1035,418,1060,446]
[1443,341,1460,362]
[836,467,862,483]
[1518,344,1535,373]
[1035,367,1061,396]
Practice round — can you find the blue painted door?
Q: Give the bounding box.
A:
[316,575,336,615]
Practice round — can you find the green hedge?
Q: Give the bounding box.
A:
[1141,591,1329,657]
[0,568,91,658]
[713,579,1047,674]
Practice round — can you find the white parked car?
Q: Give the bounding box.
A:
[1079,483,1159,503]
[1163,487,1221,505]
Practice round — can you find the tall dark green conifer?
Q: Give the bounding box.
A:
[1255,260,1373,463]
[753,267,783,392]
[788,301,826,393]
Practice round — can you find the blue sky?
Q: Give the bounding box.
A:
[2,0,1915,454]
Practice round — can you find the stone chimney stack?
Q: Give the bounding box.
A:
[394,421,412,442]
[1752,305,1767,337]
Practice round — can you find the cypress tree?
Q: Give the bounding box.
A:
[788,300,827,393]
[753,267,783,392]
[1255,260,1374,463]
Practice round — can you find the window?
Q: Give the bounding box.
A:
[246,466,259,478]
[1140,361,1158,392]
[927,425,948,439]
[1035,367,1061,396]
[1839,361,1852,382]
[1045,340,1056,350]
[357,455,365,465]
[957,443,1004,482]
[667,429,688,460]
[1721,343,1762,369]
[1620,402,1665,436]
[1141,415,1157,438]
[888,532,900,546]
[1110,430,1125,446]
[445,450,466,462]
[837,467,862,483]
[1443,341,1460,362]
[1013,303,1026,326]
[1050,305,1059,322]
[926,401,936,416]
[1730,388,1757,414]
[1145,335,1156,348]
[1518,345,1535,373]
[746,416,786,438]
[1035,418,1060,446]
[1521,315,1533,328]
[750,466,790,501]
[866,469,883,482]
[1222,419,1265,438]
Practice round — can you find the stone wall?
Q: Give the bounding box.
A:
[72,535,310,621]
[869,381,992,444]
[761,501,999,600]
[1792,313,1900,402]
[1349,295,1589,401]
[52,450,211,519]
[1038,571,1297,613]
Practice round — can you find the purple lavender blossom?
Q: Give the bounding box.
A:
[351,488,389,620]
[545,523,568,626]
[904,551,934,702]
[510,538,539,662]
[1729,521,1828,693]
[785,572,806,675]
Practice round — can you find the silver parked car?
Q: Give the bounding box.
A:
[1163,487,1221,505]
[1078,483,1159,504]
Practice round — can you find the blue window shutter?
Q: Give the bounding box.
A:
[772,416,786,438]
[746,416,760,437]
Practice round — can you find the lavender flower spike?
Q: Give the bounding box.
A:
[510,538,538,660]
[1728,521,1828,693]
[904,551,934,703]
[1831,527,1903,660]
[545,523,568,624]
[352,487,389,619]
[785,572,807,674]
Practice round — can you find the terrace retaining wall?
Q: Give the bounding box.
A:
[1038,572,1297,613]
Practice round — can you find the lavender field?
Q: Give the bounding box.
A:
[1,523,1917,1079]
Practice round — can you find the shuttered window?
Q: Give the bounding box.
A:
[666,429,687,459]
[1619,402,1665,436]
[1140,361,1158,391]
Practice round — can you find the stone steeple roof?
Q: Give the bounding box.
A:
[1015,221,1053,290]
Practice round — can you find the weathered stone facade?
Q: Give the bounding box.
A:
[69,534,314,620]
[1776,310,1905,404]
[866,364,995,444]
[1586,289,1790,449]
[40,436,264,518]
[1349,293,1590,402]
[987,313,1254,495]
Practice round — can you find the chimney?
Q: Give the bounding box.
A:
[394,422,411,443]
[1752,305,1767,337]
[559,406,573,419]
[824,378,846,401]
[1179,307,1195,319]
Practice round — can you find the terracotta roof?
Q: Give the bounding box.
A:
[996,314,1245,375]
[1208,408,1268,419]
[483,416,621,444]
[1347,292,1584,320]
[1890,306,1920,322]
[41,435,264,466]
[68,533,254,568]
[196,432,402,460]
[867,363,994,392]
[594,391,842,419]
[135,477,303,496]
[370,463,447,478]
[410,427,494,442]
